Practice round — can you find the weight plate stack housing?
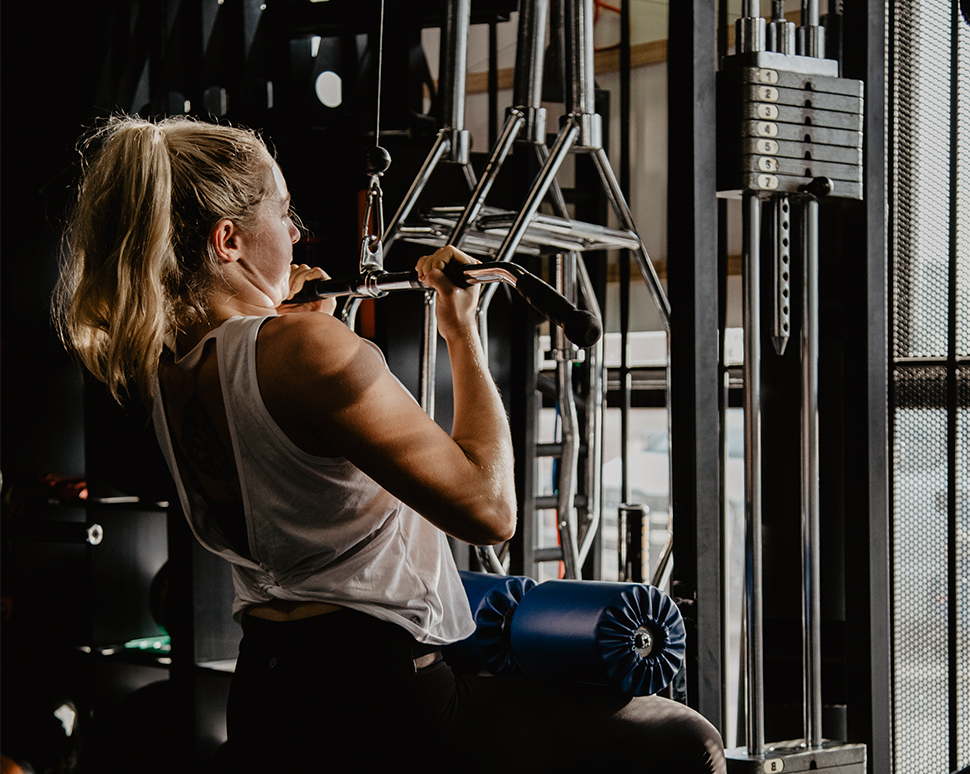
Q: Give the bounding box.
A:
[717,51,864,200]
[725,738,867,772]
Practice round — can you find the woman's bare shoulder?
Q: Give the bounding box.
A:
[256,313,384,387]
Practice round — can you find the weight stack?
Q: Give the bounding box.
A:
[717,51,864,200]
[725,739,866,773]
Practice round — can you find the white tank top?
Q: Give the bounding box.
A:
[152,315,474,645]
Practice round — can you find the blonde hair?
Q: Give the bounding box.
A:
[55,115,274,404]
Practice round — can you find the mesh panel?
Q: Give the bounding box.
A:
[891,2,970,770]
[892,0,952,360]
[892,367,949,774]
[958,368,970,766]
[958,19,970,358]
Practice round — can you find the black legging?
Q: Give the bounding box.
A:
[227,609,726,773]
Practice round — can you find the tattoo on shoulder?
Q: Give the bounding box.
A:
[181,393,235,492]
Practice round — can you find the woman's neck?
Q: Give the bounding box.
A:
[170,287,278,358]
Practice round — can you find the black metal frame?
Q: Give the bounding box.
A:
[666,0,723,728]
[837,2,892,770]
[664,0,891,762]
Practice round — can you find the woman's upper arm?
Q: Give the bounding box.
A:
[257,314,514,545]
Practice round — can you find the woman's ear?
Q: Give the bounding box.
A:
[212,219,241,263]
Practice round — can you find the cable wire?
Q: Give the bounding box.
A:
[375,0,385,144]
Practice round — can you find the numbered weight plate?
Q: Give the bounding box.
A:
[737,172,863,199]
[739,102,864,132]
[739,155,862,182]
[738,137,863,165]
[739,66,865,99]
[737,83,864,115]
[740,121,864,148]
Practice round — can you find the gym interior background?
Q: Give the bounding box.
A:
[0,0,967,772]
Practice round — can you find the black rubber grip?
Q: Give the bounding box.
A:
[514,273,603,348]
[444,261,601,348]
[442,260,472,288]
[284,277,357,304]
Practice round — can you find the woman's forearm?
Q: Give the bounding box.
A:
[443,324,517,541]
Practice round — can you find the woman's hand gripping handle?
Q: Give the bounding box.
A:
[277,263,337,316]
[415,246,481,342]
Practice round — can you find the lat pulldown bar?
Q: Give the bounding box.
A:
[288,259,603,350]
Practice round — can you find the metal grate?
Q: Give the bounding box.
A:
[958,19,970,359]
[891,1,970,772]
[892,0,953,361]
[959,369,970,765]
[892,368,949,774]
[955,14,970,769]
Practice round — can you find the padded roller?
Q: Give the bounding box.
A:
[443,571,537,676]
[509,580,686,696]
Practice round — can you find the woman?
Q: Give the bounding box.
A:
[56,115,725,772]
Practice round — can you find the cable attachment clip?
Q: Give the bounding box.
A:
[359,146,392,276]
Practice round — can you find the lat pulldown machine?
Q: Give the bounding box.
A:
[301,0,670,583]
[718,1,866,771]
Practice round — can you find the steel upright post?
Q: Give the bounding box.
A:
[797,0,824,749]
[742,191,766,757]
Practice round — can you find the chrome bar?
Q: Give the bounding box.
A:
[513,0,548,114]
[800,197,823,749]
[478,544,506,574]
[591,147,671,326]
[476,283,496,362]
[341,297,361,330]
[797,0,824,58]
[402,228,545,257]
[535,157,603,570]
[399,138,452,418]
[495,118,580,263]
[766,1,796,55]
[383,131,450,249]
[536,493,592,510]
[420,293,438,417]
[652,533,674,590]
[564,0,595,117]
[439,0,471,164]
[478,212,639,250]
[460,265,520,285]
[447,110,526,245]
[554,253,582,579]
[576,255,603,567]
[797,2,824,748]
[440,0,469,131]
[535,143,571,217]
[742,191,765,757]
[736,0,765,54]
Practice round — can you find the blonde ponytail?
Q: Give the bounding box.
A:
[55,115,272,405]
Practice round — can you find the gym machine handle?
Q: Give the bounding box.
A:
[286,261,603,348]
